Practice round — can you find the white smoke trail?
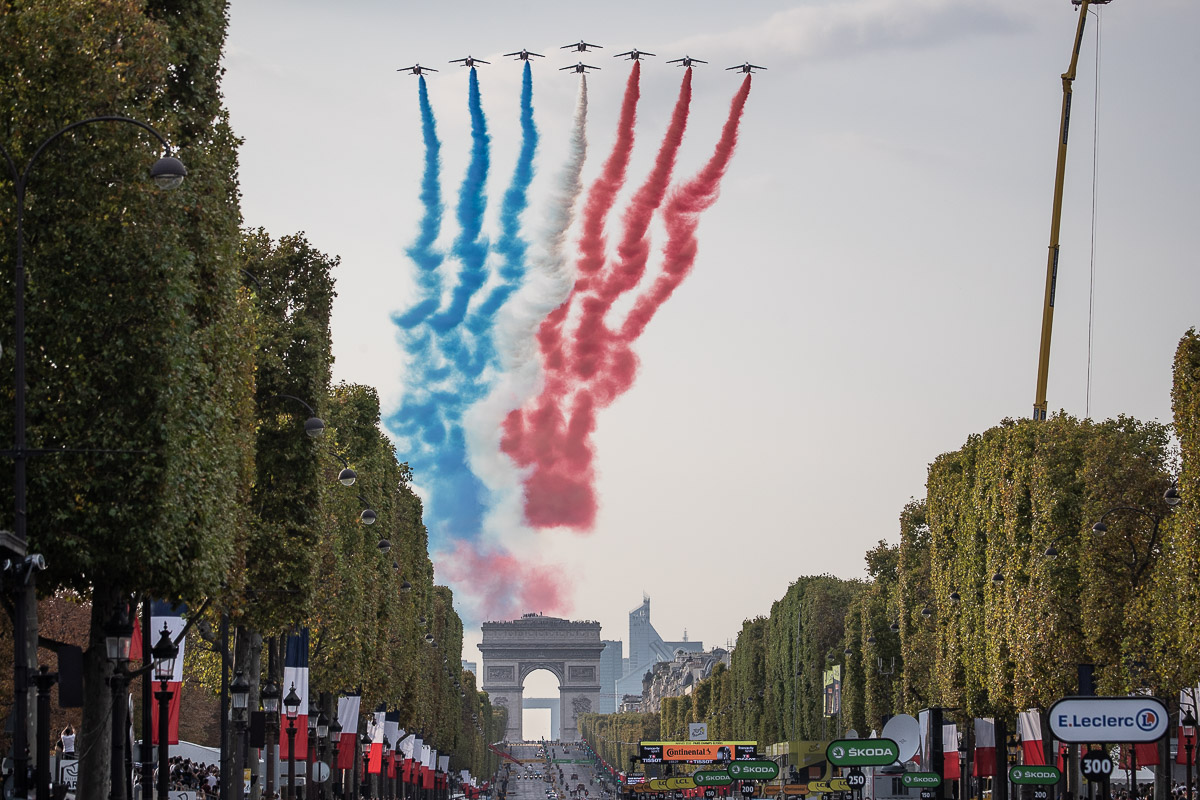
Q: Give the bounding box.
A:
[465,77,590,540]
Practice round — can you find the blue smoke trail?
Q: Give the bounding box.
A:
[471,59,538,336]
[393,75,444,329]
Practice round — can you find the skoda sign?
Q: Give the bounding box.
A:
[728,761,780,781]
[826,739,900,767]
[1009,766,1062,786]
[1048,697,1169,743]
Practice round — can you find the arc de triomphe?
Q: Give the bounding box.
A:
[478,614,603,742]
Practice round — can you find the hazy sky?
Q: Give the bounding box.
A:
[222,0,1200,727]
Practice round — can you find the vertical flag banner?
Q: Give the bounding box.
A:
[336,695,361,770]
[368,707,386,774]
[943,724,961,780]
[1018,710,1046,765]
[150,602,187,745]
[279,629,310,759]
[400,734,417,783]
[973,718,996,776]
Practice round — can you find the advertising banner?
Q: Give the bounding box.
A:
[1047,697,1169,743]
[823,667,841,718]
[640,742,757,764]
[826,739,900,767]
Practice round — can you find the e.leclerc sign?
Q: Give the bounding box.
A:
[826,739,900,767]
[1047,697,1169,743]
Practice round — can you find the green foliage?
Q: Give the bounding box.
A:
[0,0,248,607]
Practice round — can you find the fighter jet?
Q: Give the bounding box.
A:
[666,56,707,68]
[614,48,655,61]
[449,56,490,68]
[504,49,544,61]
[398,64,438,76]
[560,62,600,74]
[561,40,602,53]
[726,62,766,74]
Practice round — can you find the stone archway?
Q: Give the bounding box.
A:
[478,614,603,742]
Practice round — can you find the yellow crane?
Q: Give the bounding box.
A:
[1032,0,1112,421]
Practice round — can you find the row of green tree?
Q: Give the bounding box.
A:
[587,331,1199,762]
[0,1,501,798]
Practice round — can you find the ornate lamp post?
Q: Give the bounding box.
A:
[1183,711,1196,800]
[329,717,343,800]
[151,625,180,800]
[360,735,372,800]
[231,671,251,800]
[382,736,392,800]
[307,703,319,800]
[285,684,302,800]
[0,120,184,799]
[262,679,281,799]
[105,606,135,800]
[316,711,329,800]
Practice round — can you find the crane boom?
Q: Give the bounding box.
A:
[1033,0,1110,421]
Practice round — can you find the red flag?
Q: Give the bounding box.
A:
[1018,711,1046,766]
[1120,743,1159,768]
[974,718,996,777]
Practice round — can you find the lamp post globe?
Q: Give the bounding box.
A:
[149,155,188,189]
[285,684,302,800]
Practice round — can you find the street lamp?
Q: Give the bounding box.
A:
[382,735,392,800]
[317,710,330,800]
[1183,710,1196,800]
[151,625,180,800]
[285,684,302,800]
[263,394,326,438]
[0,118,183,799]
[231,670,251,800]
[329,716,344,800]
[308,701,320,800]
[362,734,373,800]
[263,678,281,798]
[105,605,135,800]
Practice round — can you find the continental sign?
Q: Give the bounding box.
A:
[825,739,900,767]
[640,742,758,764]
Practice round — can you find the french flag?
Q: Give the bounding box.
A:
[405,736,422,784]
[367,707,386,774]
[973,718,996,777]
[336,695,360,770]
[131,602,187,745]
[943,724,961,780]
[279,630,309,760]
[384,713,403,779]
[1018,710,1046,765]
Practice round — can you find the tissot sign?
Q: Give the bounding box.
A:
[1048,697,1169,743]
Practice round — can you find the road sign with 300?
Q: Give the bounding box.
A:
[1081,750,1113,783]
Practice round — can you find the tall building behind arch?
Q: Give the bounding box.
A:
[608,595,703,710]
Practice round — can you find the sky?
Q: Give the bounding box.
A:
[222,0,1200,725]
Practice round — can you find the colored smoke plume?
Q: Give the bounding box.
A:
[392,74,443,330]
[437,539,572,621]
[505,74,751,531]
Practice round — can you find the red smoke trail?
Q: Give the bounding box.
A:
[534,61,640,376]
[437,540,572,621]
[504,75,751,531]
[573,68,693,383]
[502,63,643,529]
[622,75,752,340]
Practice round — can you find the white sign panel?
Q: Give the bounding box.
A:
[1048,697,1169,743]
[688,724,709,742]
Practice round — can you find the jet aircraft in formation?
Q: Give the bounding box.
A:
[505,49,544,61]
[726,62,766,73]
[561,40,602,52]
[614,48,655,61]
[449,56,490,68]
[402,47,763,77]
[559,62,600,74]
